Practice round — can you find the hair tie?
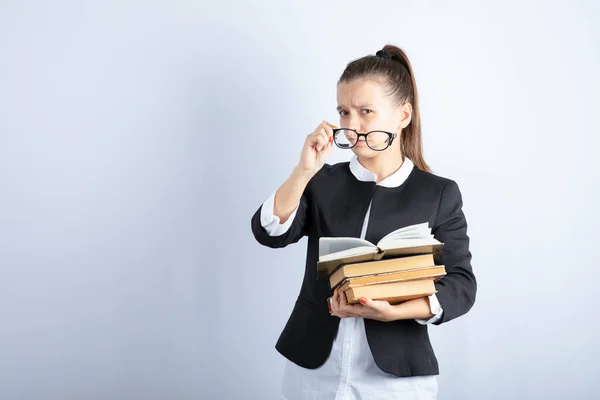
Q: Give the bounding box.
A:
[377,48,411,77]
[376,49,393,60]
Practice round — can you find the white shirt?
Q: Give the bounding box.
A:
[260,156,441,400]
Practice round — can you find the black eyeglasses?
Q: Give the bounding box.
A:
[333,128,397,151]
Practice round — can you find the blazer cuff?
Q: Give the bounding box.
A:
[260,191,299,237]
[415,294,444,325]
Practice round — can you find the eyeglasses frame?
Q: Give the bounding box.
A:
[332,128,397,151]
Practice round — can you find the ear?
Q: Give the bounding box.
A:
[398,102,413,130]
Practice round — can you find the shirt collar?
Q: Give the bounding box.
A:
[349,155,414,188]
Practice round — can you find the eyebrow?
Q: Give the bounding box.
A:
[336,104,373,112]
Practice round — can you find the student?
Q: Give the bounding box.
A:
[251,44,477,400]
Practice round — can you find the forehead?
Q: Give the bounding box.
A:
[336,78,389,107]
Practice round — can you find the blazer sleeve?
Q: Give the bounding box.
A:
[260,191,299,236]
[250,186,312,249]
[431,180,477,325]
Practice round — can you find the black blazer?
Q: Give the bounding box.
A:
[251,162,476,377]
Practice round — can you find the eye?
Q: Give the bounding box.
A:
[361,109,373,114]
[339,110,348,117]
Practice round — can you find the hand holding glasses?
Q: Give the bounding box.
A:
[298,123,397,179]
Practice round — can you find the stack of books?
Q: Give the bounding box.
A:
[317,223,445,309]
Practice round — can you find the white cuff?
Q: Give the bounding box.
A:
[415,294,443,325]
[260,191,299,237]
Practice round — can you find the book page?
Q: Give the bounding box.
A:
[377,237,442,252]
[318,237,375,258]
[377,223,432,247]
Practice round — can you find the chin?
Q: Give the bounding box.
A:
[352,147,378,158]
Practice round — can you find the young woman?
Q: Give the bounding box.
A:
[251,44,477,400]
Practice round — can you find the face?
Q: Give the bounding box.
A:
[336,78,412,157]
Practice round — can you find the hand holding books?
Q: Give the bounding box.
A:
[328,287,396,322]
[319,223,446,310]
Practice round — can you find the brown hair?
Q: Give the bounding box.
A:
[338,44,431,172]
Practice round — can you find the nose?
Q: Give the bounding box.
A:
[345,115,362,132]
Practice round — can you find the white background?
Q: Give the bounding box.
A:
[0,1,598,399]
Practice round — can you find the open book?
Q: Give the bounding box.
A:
[317,223,443,279]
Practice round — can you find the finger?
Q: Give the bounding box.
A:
[330,290,340,313]
[359,297,380,310]
[339,290,348,306]
[317,130,329,150]
[315,122,337,147]
[317,121,336,139]
[337,291,353,317]
[338,292,356,317]
[334,291,349,318]
[323,133,334,150]
[313,134,326,152]
[323,137,334,154]
[322,120,338,130]
[306,132,318,148]
[356,297,382,315]
[322,123,335,141]
[329,125,338,144]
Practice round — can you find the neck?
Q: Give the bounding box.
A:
[357,150,405,184]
